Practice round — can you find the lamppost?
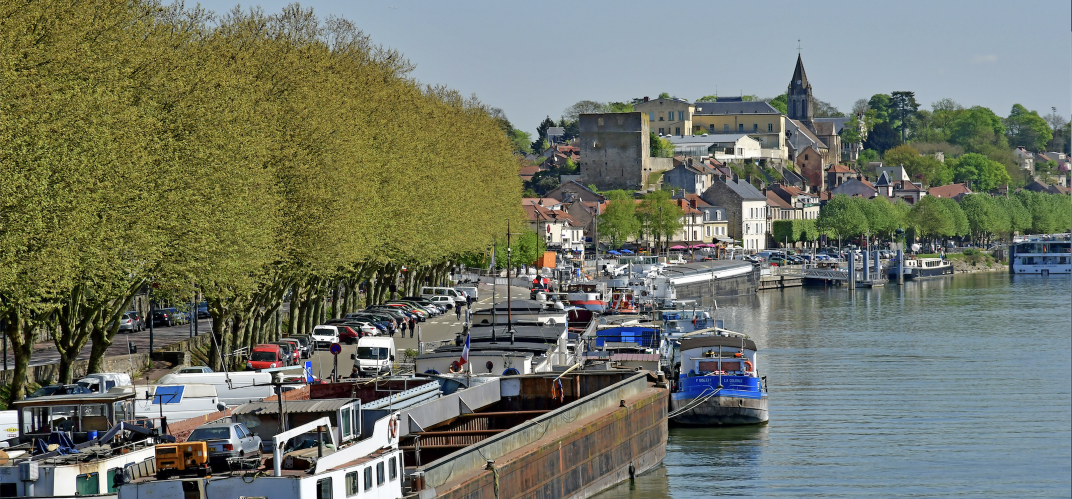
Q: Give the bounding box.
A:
[657,206,663,257]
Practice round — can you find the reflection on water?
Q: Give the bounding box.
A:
[597,272,1071,498]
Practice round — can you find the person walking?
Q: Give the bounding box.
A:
[399,319,406,338]
[410,318,415,338]
[455,303,463,321]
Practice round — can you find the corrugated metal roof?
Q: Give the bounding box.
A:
[231,398,357,415]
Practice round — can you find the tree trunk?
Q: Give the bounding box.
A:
[208,313,226,372]
[286,287,298,336]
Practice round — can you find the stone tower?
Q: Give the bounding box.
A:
[786,54,813,122]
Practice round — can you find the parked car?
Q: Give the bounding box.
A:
[196,301,210,319]
[337,314,394,334]
[171,310,191,325]
[287,335,313,359]
[116,311,142,333]
[336,325,361,344]
[27,384,91,398]
[428,295,454,310]
[76,372,132,392]
[185,422,262,471]
[272,340,301,365]
[247,344,286,370]
[311,325,340,350]
[151,308,180,327]
[179,366,214,374]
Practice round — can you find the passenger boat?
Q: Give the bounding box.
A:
[607,288,639,314]
[667,330,768,426]
[1010,234,1071,275]
[653,300,714,339]
[889,257,953,279]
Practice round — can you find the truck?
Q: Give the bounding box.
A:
[350,337,396,378]
[76,372,133,393]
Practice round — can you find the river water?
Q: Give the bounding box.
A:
[598,272,1071,498]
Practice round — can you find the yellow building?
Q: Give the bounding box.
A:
[689,101,787,155]
[633,97,694,137]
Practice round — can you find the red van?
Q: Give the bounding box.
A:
[247,344,285,370]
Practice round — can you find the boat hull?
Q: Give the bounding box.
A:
[669,393,768,426]
[889,265,954,280]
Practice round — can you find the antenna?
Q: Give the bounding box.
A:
[797,39,802,54]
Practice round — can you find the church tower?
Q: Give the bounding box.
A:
[786,54,813,122]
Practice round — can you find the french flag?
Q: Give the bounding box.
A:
[458,330,471,368]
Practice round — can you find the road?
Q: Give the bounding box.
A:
[7,282,531,374]
[304,283,530,379]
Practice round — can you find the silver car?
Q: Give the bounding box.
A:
[186,422,262,471]
[116,312,142,333]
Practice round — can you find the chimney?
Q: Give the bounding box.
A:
[643,96,649,102]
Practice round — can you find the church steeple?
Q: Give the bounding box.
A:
[787,54,813,121]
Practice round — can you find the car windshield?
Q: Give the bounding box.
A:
[356,347,389,360]
[251,351,276,361]
[187,427,232,441]
[30,387,58,397]
[313,328,334,337]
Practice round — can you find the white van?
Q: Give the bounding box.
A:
[134,384,225,424]
[76,373,133,393]
[155,372,295,407]
[420,286,462,302]
[0,411,18,443]
[350,337,396,377]
[311,325,340,349]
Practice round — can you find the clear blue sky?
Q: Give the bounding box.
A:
[200,0,1070,136]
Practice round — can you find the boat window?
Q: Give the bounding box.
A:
[363,466,373,490]
[345,471,359,496]
[389,456,398,480]
[341,407,352,438]
[316,477,332,499]
[377,462,385,485]
[114,401,132,423]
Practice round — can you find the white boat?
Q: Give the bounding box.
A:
[1010,234,1071,275]
[889,257,953,279]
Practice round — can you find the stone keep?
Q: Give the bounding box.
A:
[579,112,651,191]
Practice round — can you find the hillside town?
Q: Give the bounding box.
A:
[514,56,1071,255]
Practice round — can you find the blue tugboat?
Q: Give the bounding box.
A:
[668,330,768,426]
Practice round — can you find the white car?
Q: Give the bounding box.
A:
[350,322,379,338]
[311,325,340,349]
[429,295,454,309]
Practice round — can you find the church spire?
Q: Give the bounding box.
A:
[791,54,809,90]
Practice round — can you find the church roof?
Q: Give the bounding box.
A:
[790,54,810,90]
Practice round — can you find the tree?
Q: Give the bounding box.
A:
[864,121,900,154]
[859,196,901,239]
[1048,122,1071,155]
[530,116,556,152]
[1005,104,1053,152]
[813,98,844,117]
[605,102,635,113]
[856,149,880,171]
[867,94,893,123]
[650,132,674,158]
[851,99,870,117]
[562,100,607,121]
[994,195,1031,236]
[636,190,683,252]
[767,94,788,115]
[934,197,969,238]
[841,115,865,145]
[696,95,718,102]
[817,195,868,245]
[949,106,1007,151]
[597,191,640,247]
[509,129,533,154]
[658,92,671,99]
[889,91,920,142]
[883,144,953,186]
[947,153,1011,192]
[907,196,953,241]
[960,194,1000,243]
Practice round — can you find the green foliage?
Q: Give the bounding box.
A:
[934,197,969,237]
[658,92,671,99]
[865,121,901,154]
[856,149,880,170]
[868,94,893,123]
[947,153,1011,192]
[889,91,920,141]
[883,145,951,186]
[649,132,675,158]
[606,102,635,113]
[772,219,818,244]
[696,95,719,103]
[907,196,954,239]
[598,190,640,247]
[841,116,865,145]
[509,129,533,154]
[1006,104,1053,152]
[817,195,868,240]
[636,190,684,250]
[949,106,1007,151]
[1015,190,1072,235]
[767,94,788,115]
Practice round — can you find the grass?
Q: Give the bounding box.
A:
[646,170,665,188]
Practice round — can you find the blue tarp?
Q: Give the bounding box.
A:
[595,326,660,348]
[620,249,634,254]
[607,250,620,255]
[34,431,80,455]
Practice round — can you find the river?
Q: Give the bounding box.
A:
[598,272,1071,498]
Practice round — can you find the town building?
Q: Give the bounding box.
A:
[523,200,585,252]
[701,177,767,251]
[668,134,763,162]
[830,177,877,198]
[769,184,821,220]
[633,97,695,137]
[928,183,972,200]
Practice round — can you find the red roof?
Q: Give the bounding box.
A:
[766,191,792,209]
[518,165,541,176]
[928,183,972,198]
[828,164,856,173]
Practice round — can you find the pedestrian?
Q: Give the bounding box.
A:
[455,303,462,321]
[410,318,415,338]
[399,319,405,338]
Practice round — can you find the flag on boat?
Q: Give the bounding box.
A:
[458,330,471,367]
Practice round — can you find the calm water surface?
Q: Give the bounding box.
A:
[599,272,1071,498]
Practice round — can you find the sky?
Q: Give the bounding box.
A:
[199,0,1071,136]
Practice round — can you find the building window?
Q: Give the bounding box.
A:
[377,462,386,485]
[364,467,373,491]
[317,478,332,499]
[659,128,664,134]
[346,472,359,496]
[649,112,655,121]
[705,226,711,237]
[768,123,773,132]
[709,124,714,132]
[678,111,685,121]
[753,124,758,132]
[738,123,744,132]
[675,127,680,135]
[804,154,808,160]
[724,124,729,132]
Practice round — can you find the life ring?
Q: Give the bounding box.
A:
[743,360,754,373]
[388,417,398,438]
[734,351,743,358]
[550,378,565,403]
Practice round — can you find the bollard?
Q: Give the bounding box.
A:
[875,249,881,283]
[863,250,870,282]
[848,252,856,290]
[896,249,904,285]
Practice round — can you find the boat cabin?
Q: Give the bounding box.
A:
[231,398,361,452]
[12,386,136,443]
[676,334,759,378]
[469,300,569,327]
